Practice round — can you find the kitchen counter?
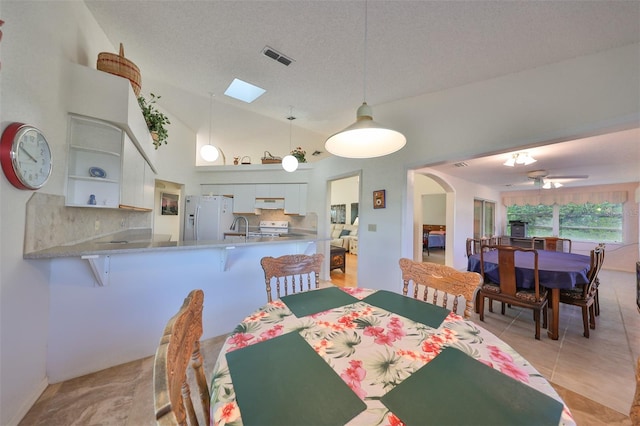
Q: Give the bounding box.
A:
[24,229,321,259]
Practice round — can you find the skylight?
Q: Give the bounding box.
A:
[224,78,266,103]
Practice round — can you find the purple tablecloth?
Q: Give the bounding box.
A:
[468,250,591,290]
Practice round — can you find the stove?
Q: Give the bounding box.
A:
[248,220,289,237]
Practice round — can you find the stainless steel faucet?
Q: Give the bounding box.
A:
[230,216,249,240]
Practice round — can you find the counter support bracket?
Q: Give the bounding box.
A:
[222,246,235,271]
[81,255,111,286]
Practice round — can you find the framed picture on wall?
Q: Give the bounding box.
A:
[373,190,386,209]
[330,204,346,224]
[161,193,179,215]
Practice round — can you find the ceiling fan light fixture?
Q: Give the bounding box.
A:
[504,152,536,167]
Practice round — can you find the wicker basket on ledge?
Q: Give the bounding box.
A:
[97,43,141,96]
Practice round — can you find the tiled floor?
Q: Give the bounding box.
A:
[19,268,638,425]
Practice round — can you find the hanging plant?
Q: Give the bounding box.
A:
[137,93,170,149]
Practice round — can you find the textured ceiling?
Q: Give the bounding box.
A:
[84,0,639,188]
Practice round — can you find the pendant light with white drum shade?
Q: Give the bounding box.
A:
[325,0,406,158]
[200,92,226,163]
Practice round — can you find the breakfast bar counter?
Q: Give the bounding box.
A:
[23,229,320,259]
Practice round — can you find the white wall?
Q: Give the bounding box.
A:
[1,2,638,423]
[421,194,446,224]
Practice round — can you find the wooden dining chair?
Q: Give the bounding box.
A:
[260,253,324,302]
[478,245,548,340]
[531,237,572,253]
[465,238,484,257]
[558,245,604,338]
[594,242,606,317]
[399,258,482,319]
[153,289,210,426]
[631,357,640,425]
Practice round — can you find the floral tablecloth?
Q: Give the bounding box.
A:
[211,287,575,425]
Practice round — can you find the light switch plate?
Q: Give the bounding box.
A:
[368,224,377,232]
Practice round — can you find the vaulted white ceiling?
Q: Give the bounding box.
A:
[84,0,639,188]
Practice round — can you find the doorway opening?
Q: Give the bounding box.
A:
[329,175,360,287]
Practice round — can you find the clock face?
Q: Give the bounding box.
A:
[1,123,52,190]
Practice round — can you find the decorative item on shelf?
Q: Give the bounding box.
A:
[233,157,240,165]
[261,151,282,164]
[96,43,141,96]
[290,146,307,163]
[240,156,251,165]
[137,93,170,149]
[88,166,106,178]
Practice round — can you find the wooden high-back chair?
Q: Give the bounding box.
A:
[399,258,482,319]
[478,245,549,339]
[261,253,324,302]
[532,237,572,253]
[154,289,210,425]
[558,245,604,338]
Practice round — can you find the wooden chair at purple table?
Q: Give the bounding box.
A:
[260,253,324,303]
[478,245,549,340]
[558,245,604,338]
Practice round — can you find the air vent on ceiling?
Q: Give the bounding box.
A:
[453,162,469,168]
[263,46,294,66]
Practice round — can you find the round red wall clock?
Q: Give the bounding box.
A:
[1,122,53,190]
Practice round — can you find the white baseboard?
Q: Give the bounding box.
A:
[7,377,48,426]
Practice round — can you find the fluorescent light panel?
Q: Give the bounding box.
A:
[224,78,266,103]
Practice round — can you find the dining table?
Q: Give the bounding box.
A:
[210,286,575,425]
[467,249,592,340]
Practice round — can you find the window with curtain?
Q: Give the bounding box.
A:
[506,201,623,242]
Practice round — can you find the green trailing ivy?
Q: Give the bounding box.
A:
[138,93,170,149]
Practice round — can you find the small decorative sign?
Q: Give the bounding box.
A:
[373,190,386,209]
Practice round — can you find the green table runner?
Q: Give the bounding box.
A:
[280,286,359,317]
[226,331,367,425]
[362,290,450,328]
[380,347,564,425]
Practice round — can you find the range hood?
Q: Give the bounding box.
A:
[255,198,285,209]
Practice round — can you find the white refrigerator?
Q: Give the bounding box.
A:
[183,195,234,241]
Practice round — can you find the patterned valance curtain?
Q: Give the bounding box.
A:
[502,190,628,206]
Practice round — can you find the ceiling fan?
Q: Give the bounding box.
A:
[526,170,589,189]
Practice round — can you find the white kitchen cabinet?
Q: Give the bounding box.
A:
[66,115,154,210]
[232,184,256,214]
[121,133,154,210]
[201,184,234,197]
[284,183,307,215]
[255,183,286,198]
[66,116,122,208]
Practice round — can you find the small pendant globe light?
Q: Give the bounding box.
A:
[325,0,406,158]
[282,106,299,172]
[200,92,225,163]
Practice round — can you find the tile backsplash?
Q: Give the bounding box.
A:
[24,193,152,253]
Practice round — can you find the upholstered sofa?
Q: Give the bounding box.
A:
[330,223,358,252]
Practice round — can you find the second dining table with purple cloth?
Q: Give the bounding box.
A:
[467,249,591,340]
[210,286,575,425]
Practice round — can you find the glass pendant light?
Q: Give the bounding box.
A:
[200,92,225,163]
[325,0,406,158]
[282,107,299,172]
